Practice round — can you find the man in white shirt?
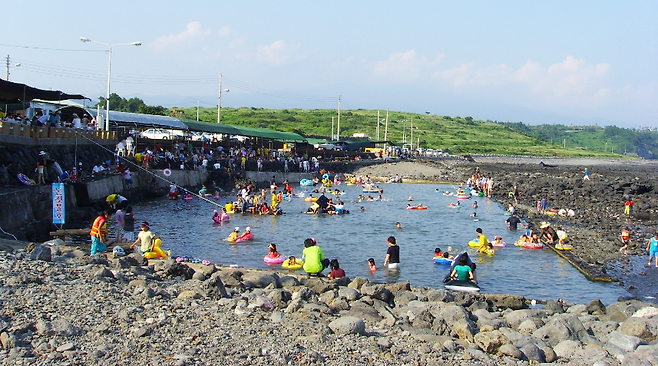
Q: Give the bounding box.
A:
[72,113,82,129]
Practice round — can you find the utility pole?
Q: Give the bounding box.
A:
[217,73,222,123]
[331,117,334,140]
[196,100,199,121]
[384,108,389,141]
[410,118,414,151]
[336,95,341,141]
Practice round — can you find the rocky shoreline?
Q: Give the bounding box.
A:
[2,240,658,365]
[349,158,658,300]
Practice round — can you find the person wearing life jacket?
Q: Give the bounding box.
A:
[90,210,111,254]
[620,228,631,254]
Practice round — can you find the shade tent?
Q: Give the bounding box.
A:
[181,120,307,142]
[88,110,188,130]
[0,78,88,104]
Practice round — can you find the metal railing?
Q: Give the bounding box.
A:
[0,121,117,140]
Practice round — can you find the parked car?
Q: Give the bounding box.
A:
[139,128,183,140]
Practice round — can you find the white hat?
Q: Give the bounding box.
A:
[72,113,78,116]
[540,222,551,229]
[234,227,239,232]
[246,227,251,232]
[39,151,46,156]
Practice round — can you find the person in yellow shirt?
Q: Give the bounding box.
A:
[227,227,240,242]
[475,228,490,253]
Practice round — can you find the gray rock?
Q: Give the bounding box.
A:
[306,278,336,294]
[483,293,528,310]
[0,319,8,334]
[162,260,195,280]
[377,337,392,349]
[518,318,543,334]
[361,283,392,302]
[133,327,151,337]
[177,290,201,299]
[56,342,75,352]
[504,309,545,330]
[346,303,383,323]
[293,287,315,301]
[215,270,243,287]
[192,271,206,281]
[201,273,229,299]
[0,332,16,349]
[328,316,365,335]
[94,267,115,278]
[473,330,510,354]
[385,280,410,292]
[520,342,545,363]
[278,275,300,288]
[330,298,350,311]
[268,289,292,308]
[553,339,582,359]
[533,313,590,346]
[112,256,140,269]
[270,311,284,323]
[607,330,648,352]
[51,318,77,336]
[543,300,566,314]
[587,299,607,315]
[347,277,368,290]
[588,320,620,342]
[338,287,360,302]
[619,317,658,341]
[453,319,476,341]
[632,306,658,319]
[566,304,588,315]
[391,291,417,306]
[241,271,280,288]
[498,344,523,359]
[29,245,52,262]
[604,300,646,322]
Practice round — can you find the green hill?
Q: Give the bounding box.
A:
[177,106,656,158]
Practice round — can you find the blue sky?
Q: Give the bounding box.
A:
[3,1,657,128]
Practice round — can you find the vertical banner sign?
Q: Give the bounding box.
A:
[52,183,65,225]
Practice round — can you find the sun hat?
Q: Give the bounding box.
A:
[494,235,502,240]
[234,227,239,232]
[245,227,251,232]
[540,222,550,229]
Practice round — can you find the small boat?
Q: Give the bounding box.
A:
[444,280,480,292]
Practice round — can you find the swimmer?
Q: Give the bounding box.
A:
[408,197,413,201]
[227,227,240,242]
[434,247,443,259]
[267,243,281,259]
[368,258,377,271]
[470,212,477,217]
[199,186,207,195]
[361,206,365,212]
[472,201,478,209]
[396,222,402,229]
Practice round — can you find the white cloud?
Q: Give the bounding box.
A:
[372,50,444,82]
[152,21,212,51]
[257,40,300,65]
[217,26,233,37]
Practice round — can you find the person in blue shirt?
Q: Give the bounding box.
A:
[647,232,658,267]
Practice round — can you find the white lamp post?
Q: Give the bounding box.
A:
[80,37,141,131]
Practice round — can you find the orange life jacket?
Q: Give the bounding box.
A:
[621,230,629,240]
[90,215,107,238]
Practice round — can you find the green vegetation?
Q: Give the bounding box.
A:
[100,94,656,158]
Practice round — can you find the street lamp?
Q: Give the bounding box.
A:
[80,37,141,131]
[217,73,229,123]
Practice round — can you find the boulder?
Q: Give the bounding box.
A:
[519,342,545,363]
[278,275,300,288]
[385,280,410,292]
[177,290,201,299]
[533,313,590,346]
[162,260,195,280]
[293,287,316,301]
[346,303,383,323]
[474,330,510,354]
[606,330,647,352]
[498,344,523,359]
[452,319,476,341]
[305,278,336,294]
[587,299,607,315]
[633,307,658,319]
[242,271,280,288]
[542,300,566,315]
[215,270,243,287]
[553,339,582,359]
[484,293,528,310]
[268,289,292,308]
[504,309,545,330]
[328,316,365,335]
[338,287,360,302]
[361,283,392,303]
[192,271,206,281]
[587,321,619,343]
[618,317,658,341]
[604,300,646,322]
[112,256,140,269]
[29,245,52,262]
[94,267,115,279]
[201,273,228,299]
[347,277,368,290]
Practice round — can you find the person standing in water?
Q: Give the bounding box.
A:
[383,236,400,269]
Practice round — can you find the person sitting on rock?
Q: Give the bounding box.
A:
[540,222,558,244]
[328,259,346,279]
[302,238,329,276]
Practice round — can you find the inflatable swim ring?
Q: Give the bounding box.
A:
[444,280,480,292]
[468,240,482,247]
[322,173,330,180]
[304,197,318,202]
[555,244,573,251]
[407,205,428,210]
[17,173,35,185]
[163,168,172,177]
[235,233,254,243]
[300,179,314,186]
[492,241,507,248]
[524,243,544,249]
[434,257,453,265]
[143,238,169,259]
[478,248,495,256]
[282,258,304,270]
[184,196,193,201]
[263,255,285,264]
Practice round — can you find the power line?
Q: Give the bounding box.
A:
[0,43,105,53]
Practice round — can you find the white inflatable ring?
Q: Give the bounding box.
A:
[163,168,172,177]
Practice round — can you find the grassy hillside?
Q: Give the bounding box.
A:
[176,106,641,158]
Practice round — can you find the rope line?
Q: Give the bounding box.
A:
[71,130,223,208]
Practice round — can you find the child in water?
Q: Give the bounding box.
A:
[267,243,281,259]
[434,247,443,259]
[367,258,377,271]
